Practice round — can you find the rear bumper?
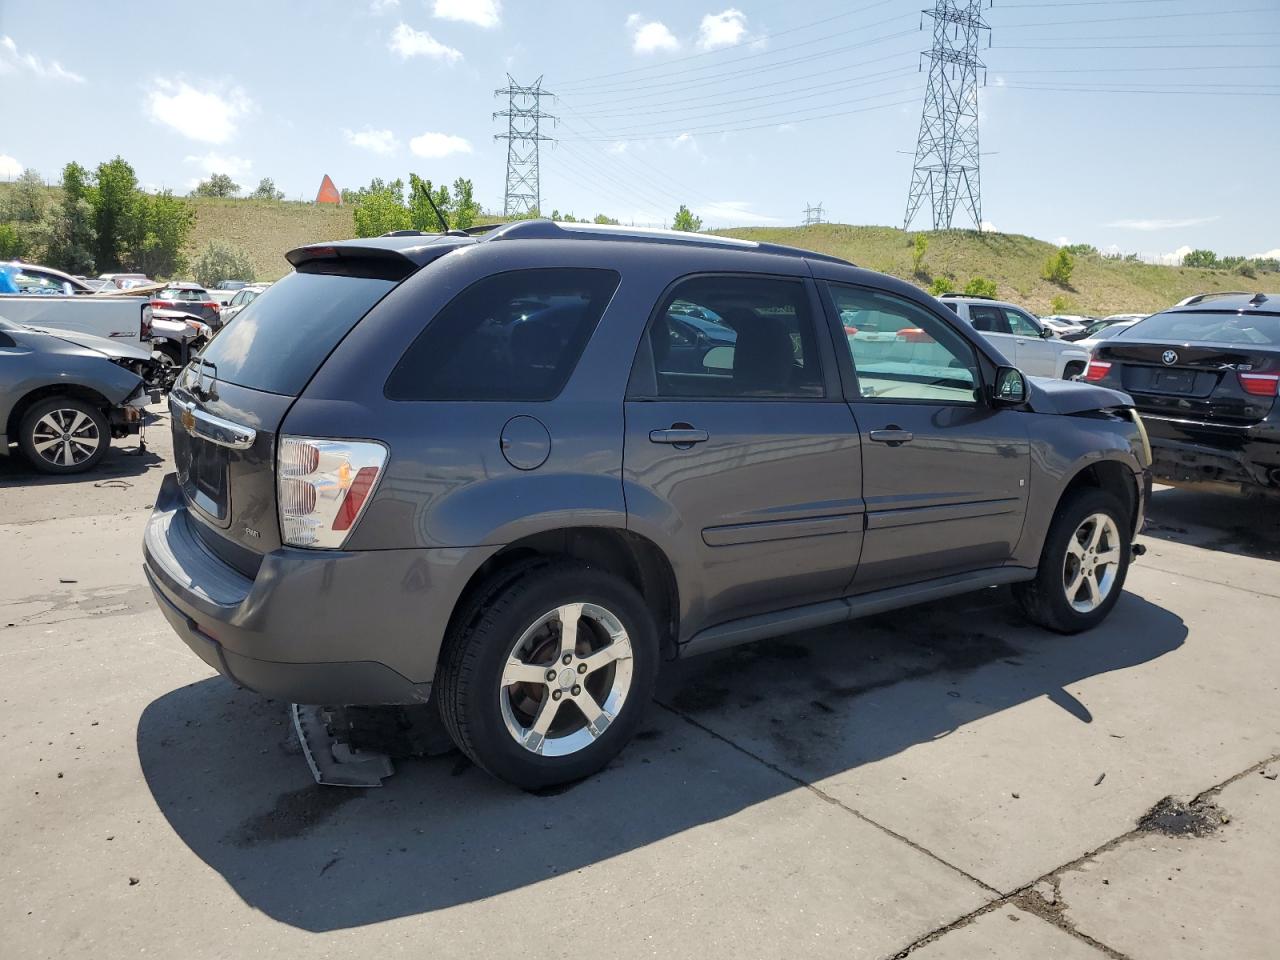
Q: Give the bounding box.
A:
[1141,413,1280,490]
[142,473,485,705]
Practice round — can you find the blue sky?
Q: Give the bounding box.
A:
[2,0,1278,261]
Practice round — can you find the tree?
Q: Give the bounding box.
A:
[93,156,140,271]
[128,190,195,278]
[911,234,928,276]
[3,168,48,222]
[352,181,411,237]
[451,178,480,229]
[928,277,955,296]
[964,277,997,298]
[192,173,241,199]
[593,213,619,225]
[0,223,27,260]
[192,240,255,288]
[28,197,97,275]
[1062,243,1097,257]
[248,178,284,201]
[672,204,702,232]
[1041,249,1075,286]
[408,174,451,232]
[1182,249,1218,269]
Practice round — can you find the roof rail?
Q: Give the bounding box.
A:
[938,292,995,301]
[481,218,853,265]
[1174,291,1250,307]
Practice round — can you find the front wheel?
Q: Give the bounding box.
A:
[1014,488,1131,633]
[19,397,110,474]
[437,562,660,790]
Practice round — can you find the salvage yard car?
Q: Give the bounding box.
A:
[1,317,152,473]
[1085,292,1280,496]
[938,294,1091,380]
[143,222,1151,789]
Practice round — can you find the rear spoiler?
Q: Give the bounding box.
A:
[286,236,477,279]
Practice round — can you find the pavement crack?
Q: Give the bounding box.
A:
[655,699,1003,898]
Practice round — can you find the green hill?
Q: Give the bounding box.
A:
[187,198,353,281]
[720,225,1268,316]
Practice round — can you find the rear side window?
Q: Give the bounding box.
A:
[1123,309,1280,346]
[641,275,824,399]
[386,268,620,401]
[199,271,395,396]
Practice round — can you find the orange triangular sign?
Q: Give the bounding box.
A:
[315,175,341,204]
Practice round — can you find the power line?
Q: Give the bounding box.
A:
[998,5,1275,27]
[552,0,901,88]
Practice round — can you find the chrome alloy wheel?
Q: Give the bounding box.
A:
[500,602,635,758]
[31,408,101,468]
[1063,512,1122,613]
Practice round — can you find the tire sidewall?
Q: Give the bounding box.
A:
[458,567,660,789]
[19,398,109,474]
[1039,488,1131,631]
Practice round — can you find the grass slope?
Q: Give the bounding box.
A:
[187,198,354,281]
[721,225,1269,316]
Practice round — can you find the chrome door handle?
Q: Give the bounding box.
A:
[869,429,913,446]
[649,428,709,446]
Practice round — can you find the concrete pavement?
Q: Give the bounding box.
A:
[1,411,1277,959]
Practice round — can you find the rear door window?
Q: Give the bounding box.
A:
[198,271,396,396]
[639,275,824,399]
[968,305,1010,334]
[386,268,620,401]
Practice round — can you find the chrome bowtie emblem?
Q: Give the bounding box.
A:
[1162,350,1178,365]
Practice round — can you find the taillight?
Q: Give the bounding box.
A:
[277,437,388,548]
[897,327,934,343]
[1238,372,1280,397]
[1084,360,1112,382]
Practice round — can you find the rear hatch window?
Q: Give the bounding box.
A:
[198,271,396,396]
[1122,310,1280,347]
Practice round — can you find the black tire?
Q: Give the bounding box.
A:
[437,560,660,790]
[18,397,110,475]
[1013,487,1131,634]
[1063,361,1086,380]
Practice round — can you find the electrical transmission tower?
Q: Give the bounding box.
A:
[494,75,555,218]
[903,1,991,232]
[802,201,826,226]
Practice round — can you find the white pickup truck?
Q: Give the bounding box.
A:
[938,295,1090,380]
[0,294,153,348]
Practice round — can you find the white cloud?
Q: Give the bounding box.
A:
[697,9,748,50]
[433,0,501,28]
[388,23,463,62]
[145,79,253,144]
[606,141,629,155]
[1249,248,1280,260]
[626,14,679,54]
[980,220,998,233]
[369,0,399,11]
[409,131,473,158]
[0,35,85,83]
[343,127,400,154]
[1053,236,1070,247]
[184,152,253,178]
[1106,216,1218,231]
[0,154,22,179]
[1148,245,1194,266]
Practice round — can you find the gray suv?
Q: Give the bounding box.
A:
[143,222,1151,789]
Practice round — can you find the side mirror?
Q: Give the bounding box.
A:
[993,366,1027,405]
[1040,326,1056,339]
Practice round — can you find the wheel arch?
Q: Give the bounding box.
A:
[444,526,681,661]
[6,384,113,446]
[1058,458,1140,537]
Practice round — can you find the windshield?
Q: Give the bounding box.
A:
[198,270,395,395]
[1122,309,1280,347]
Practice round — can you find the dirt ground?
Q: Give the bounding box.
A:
[1,406,1277,959]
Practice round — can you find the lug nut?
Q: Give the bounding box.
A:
[545,669,557,682]
[562,653,573,665]
[571,685,581,696]
[552,690,562,701]
[577,663,588,674]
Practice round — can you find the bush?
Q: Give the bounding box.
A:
[929,277,955,296]
[191,173,241,199]
[191,240,255,288]
[1236,262,1257,279]
[1041,249,1075,286]
[1050,295,1071,314]
[672,204,702,232]
[248,178,284,201]
[911,234,928,275]
[0,222,28,259]
[1181,249,1218,269]
[964,277,998,298]
[1062,243,1097,257]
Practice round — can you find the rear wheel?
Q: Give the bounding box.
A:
[437,561,659,790]
[19,397,109,474]
[1014,488,1131,633]
[1063,360,1086,380]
